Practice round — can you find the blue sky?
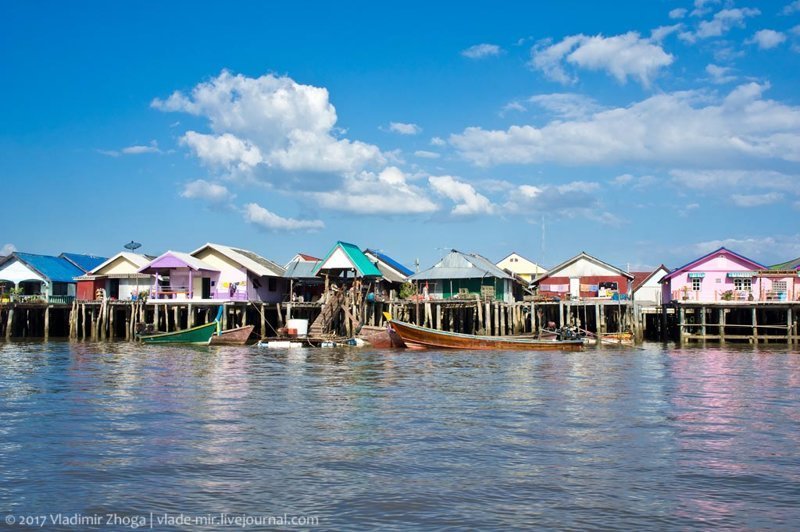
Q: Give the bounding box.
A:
[2,0,799,271]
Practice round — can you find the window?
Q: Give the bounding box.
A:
[691,278,702,291]
[773,281,787,292]
[733,278,751,291]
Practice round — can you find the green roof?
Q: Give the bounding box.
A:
[313,241,383,278]
[769,256,800,270]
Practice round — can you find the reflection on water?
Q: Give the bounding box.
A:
[1,341,799,529]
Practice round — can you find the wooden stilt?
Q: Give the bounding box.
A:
[6,306,14,339]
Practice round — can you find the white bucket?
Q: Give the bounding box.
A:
[286,318,309,337]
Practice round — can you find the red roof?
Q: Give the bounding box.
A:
[631,272,652,292]
[298,253,321,261]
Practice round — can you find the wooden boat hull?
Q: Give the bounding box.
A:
[140,321,218,345]
[358,325,406,348]
[388,319,584,351]
[210,325,255,346]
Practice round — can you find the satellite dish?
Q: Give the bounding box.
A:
[124,240,142,252]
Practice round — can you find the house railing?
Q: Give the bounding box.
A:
[0,294,74,304]
[671,288,798,302]
[150,286,192,299]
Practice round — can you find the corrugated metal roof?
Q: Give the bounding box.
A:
[13,253,84,283]
[313,241,383,278]
[770,256,800,270]
[139,251,219,273]
[410,250,513,281]
[87,252,152,275]
[661,247,765,281]
[191,243,285,277]
[365,249,414,278]
[283,260,322,279]
[60,252,108,273]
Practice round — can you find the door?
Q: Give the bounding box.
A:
[109,279,120,299]
[202,277,211,299]
[570,278,580,300]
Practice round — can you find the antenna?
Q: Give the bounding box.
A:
[124,240,142,252]
[415,258,420,273]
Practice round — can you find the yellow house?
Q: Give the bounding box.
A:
[496,252,547,283]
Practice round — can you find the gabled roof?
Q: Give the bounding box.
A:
[87,252,152,275]
[661,247,765,282]
[7,252,84,283]
[410,250,514,281]
[285,253,322,268]
[770,256,800,271]
[532,251,634,284]
[365,249,413,282]
[313,241,383,278]
[191,243,285,277]
[283,259,322,279]
[138,251,219,274]
[632,265,670,292]
[60,252,108,273]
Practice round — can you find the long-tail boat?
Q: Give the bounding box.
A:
[209,325,255,346]
[384,314,583,351]
[139,321,219,345]
[357,324,406,348]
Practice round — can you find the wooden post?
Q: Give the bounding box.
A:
[475,297,483,333]
[274,303,281,328]
[436,304,442,331]
[154,304,160,333]
[44,305,50,340]
[752,307,758,344]
[484,302,490,334]
[493,303,499,336]
[261,304,266,337]
[173,305,179,331]
[5,306,13,339]
[558,301,564,328]
[700,305,706,340]
[500,304,506,336]
[109,304,115,341]
[677,306,685,346]
[719,307,725,344]
[787,308,792,345]
[188,304,194,328]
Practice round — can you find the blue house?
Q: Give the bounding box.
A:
[0,252,92,303]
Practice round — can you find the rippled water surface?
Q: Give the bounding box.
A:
[1,341,800,530]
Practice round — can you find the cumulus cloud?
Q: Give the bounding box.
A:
[243,203,324,232]
[152,70,385,179]
[461,43,503,59]
[428,175,494,215]
[528,93,603,120]
[311,167,438,215]
[680,8,761,43]
[705,64,736,84]
[688,235,800,262]
[529,32,674,87]
[730,192,783,207]
[505,181,623,226]
[784,1,800,15]
[747,29,786,49]
[1,243,16,256]
[430,136,447,146]
[451,83,800,167]
[669,8,688,19]
[180,179,235,204]
[669,169,799,193]
[414,150,441,159]
[388,122,422,135]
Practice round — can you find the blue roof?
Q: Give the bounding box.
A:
[14,253,85,283]
[60,252,108,272]
[366,249,414,277]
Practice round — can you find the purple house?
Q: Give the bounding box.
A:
[139,251,220,300]
[661,247,775,303]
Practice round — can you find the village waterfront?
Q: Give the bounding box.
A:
[1,340,799,530]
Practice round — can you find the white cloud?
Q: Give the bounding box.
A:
[98,140,161,157]
[730,192,783,207]
[688,235,800,262]
[705,64,736,84]
[243,203,324,232]
[461,43,503,59]
[505,181,622,225]
[451,83,800,167]
[180,179,235,203]
[153,70,385,178]
[1,243,16,256]
[430,137,446,146]
[528,93,602,120]
[388,122,422,135]
[691,0,722,18]
[311,167,438,215]
[428,175,494,215]
[651,24,683,42]
[681,8,761,42]
[414,150,440,159]
[784,1,800,15]
[669,8,688,19]
[748,29,787,49]
[181,132,263,173]
[500,101,527,116]
[669,169,799,192]
[530,32,674,87]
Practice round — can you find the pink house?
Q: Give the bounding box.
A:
[661,247,799,303]
[139,251,220,300]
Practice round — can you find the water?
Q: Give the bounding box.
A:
[1,342,799,530]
